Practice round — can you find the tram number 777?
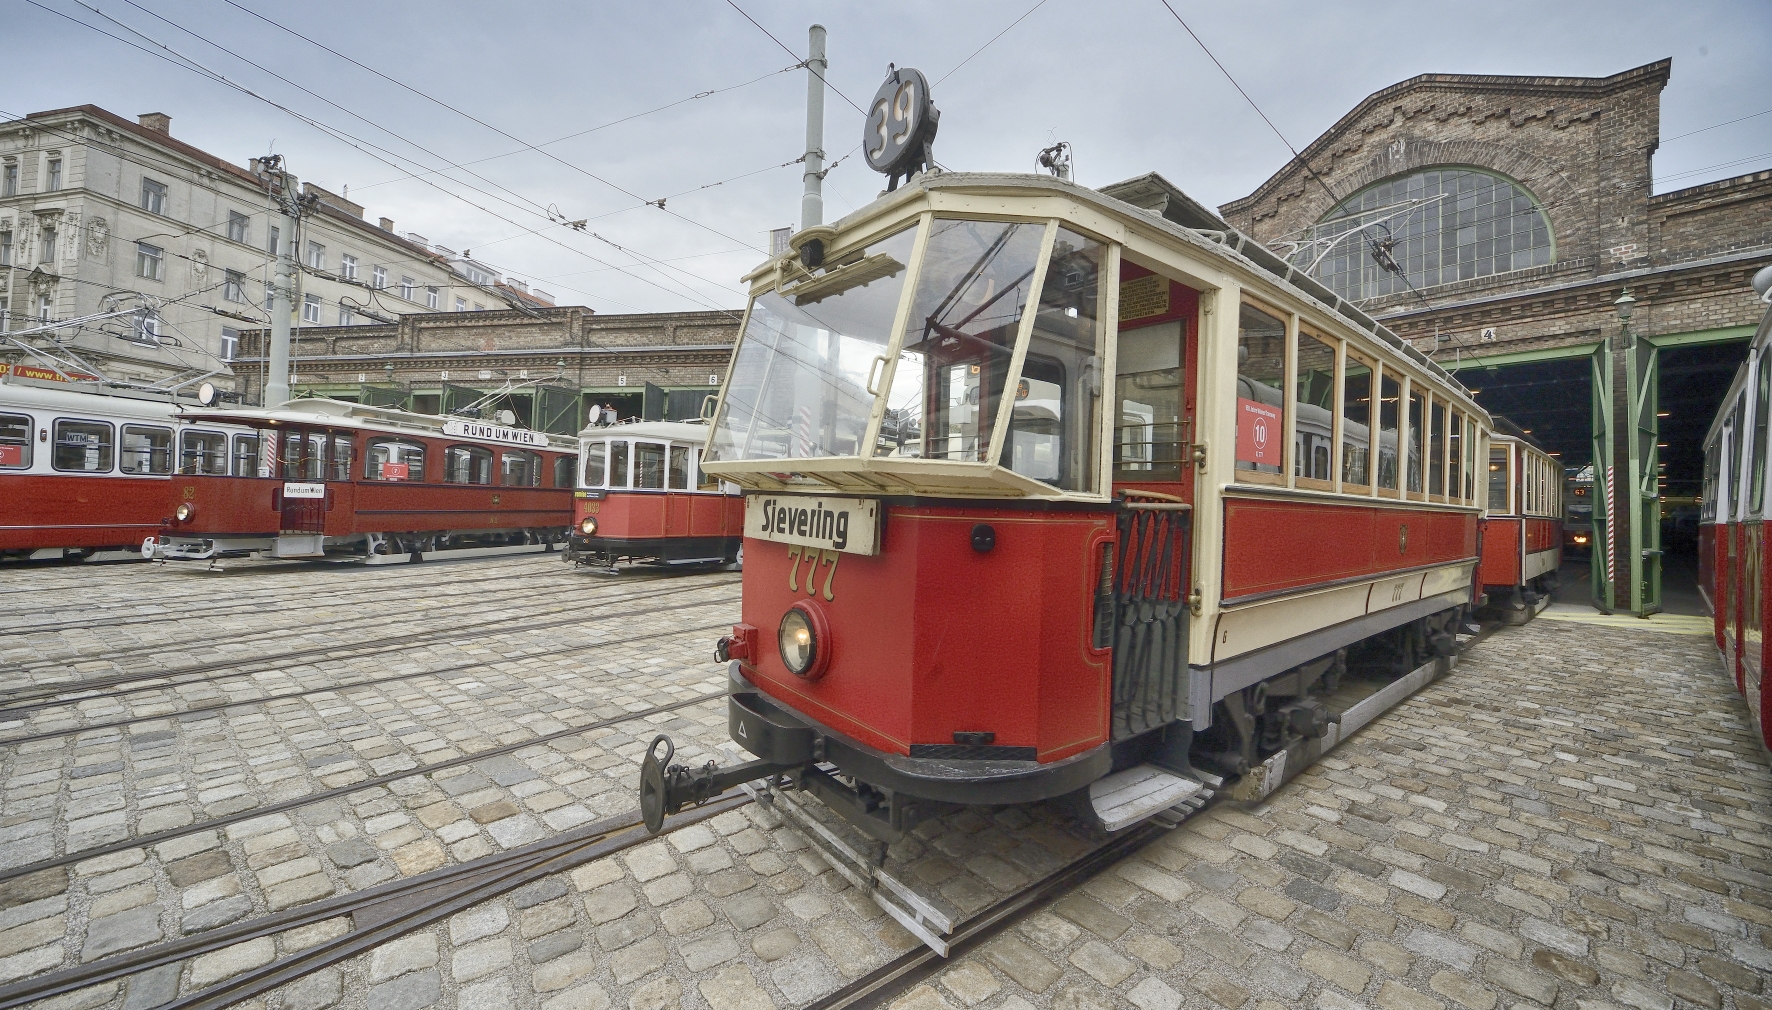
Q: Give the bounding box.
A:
[785,545,839,601]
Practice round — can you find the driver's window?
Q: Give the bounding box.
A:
[1114,320,1182,483]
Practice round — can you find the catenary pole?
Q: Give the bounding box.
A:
[801,24,827,230]
[265,189,295,407]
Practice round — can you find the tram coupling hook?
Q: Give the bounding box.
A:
[638,734,798,834]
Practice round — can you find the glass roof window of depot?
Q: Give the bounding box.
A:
[1235,302,1287,476]
[707,225,919,466]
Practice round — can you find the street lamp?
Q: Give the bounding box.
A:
[1614,289,1636,350]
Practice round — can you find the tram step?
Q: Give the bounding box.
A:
[1089,764,1206,833]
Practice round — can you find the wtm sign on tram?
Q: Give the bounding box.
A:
[745,495,879,556]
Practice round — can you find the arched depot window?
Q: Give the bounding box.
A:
[1295,169,1552,302]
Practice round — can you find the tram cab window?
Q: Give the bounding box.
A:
[121,424,173,475]
[608,441,630,488]
[1447,412,1464,501]
[635,442,667,489]
[366,438,425,481]
[581,441,606,488]
[1406,390,1425,494]
[1007,228,1105,492]
[0,412,31,468]
[445,445,493,484]
[1295,329,1337,484]
[1378,372,1400,491]
[179,430,228,475]
[501,450,541,487]
[330,435,354,481]
[1342,353,1373,490]
[1489,446,1510,512]
[710,225,916,464]
[554,454,575,489]
[232,433,261,476]
[1114,320,1182,482]
[668,446,690,490]
[54,419,113,472]
[1236,302,1286,476]
[695,449,719,492]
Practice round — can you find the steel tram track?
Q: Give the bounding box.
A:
[0,621,732,746]
[0,577,740,706]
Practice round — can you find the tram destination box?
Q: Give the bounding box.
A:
[745,494,878,555]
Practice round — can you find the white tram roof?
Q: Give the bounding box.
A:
[1702,292,1772,449]
[576,419,711,445]
[0,372,206,422]
[177,397,579,451]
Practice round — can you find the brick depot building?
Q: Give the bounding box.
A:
[1219,58,1772,614]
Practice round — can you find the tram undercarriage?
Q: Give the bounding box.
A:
[146,526,568,565]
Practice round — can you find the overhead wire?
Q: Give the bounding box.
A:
[933,0,1050,87]
[722,0,866,116]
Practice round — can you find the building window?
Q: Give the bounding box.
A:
[473,302,484,311]
[341,254,357,281]
[223,269,245,302]
[455,297,467,312]
[427,286,439,310]
[140,178,166,215]
[45,157,62,192]
[1,163,15,196]
[227,211,248,243]
[137,311,161,342]
[220,327,239,360]
[0,229,11,265]
[302,293,321,323]
[372,265,388,289]
[268,225,279,257]
[339,305,354,326]
[37,294,53,323]
[41,226,57,264]
[1294,168,1554,302]
[306,241,324,270]
[399,276,414,300]
[136,241,163,280]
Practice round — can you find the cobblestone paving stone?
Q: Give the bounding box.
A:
[6,560,1769,1010]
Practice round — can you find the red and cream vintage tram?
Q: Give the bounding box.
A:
[1699,263,1772,753]
[1478,420,1564,623]
[146,399,576,564]
[1,367,250,562]
[565,420,745,572]
[638,170,1494,846]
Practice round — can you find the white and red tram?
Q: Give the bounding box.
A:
[0,367,250,562]
[565,420,744,572]
[147,399,577,564]
[638,170,1494,844]
[1478,421,1563,623]
[1698,263,1772,753]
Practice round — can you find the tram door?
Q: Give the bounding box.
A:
[276,428,328,535]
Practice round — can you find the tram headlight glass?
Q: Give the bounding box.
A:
[778,608,817,676]
[175,503,194,522]
[580,517,597,535]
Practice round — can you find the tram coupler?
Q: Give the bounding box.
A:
[638,735,796,834]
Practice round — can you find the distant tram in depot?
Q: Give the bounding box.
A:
[146,399,577,564]
[1699,263,1772,754]
[1478,421,1564,623]
[638,167,1498,875]
[566,420,744,572]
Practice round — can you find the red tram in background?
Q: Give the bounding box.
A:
[1,368,248,562]
[565,420,744,572]
[1478,421,1563,623]
[147,399,577,564]
[1700,263,1772,753]
[638,171,1494,873]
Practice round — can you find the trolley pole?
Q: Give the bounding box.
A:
[800,24,827,231]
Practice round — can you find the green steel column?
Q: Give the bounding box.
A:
[1627,340,1662,614]
[1591,341,1615,612]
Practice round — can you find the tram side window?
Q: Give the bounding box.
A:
[366,438,425,481]
[1730,401,1747,520]
[1447,412,1463,502]
[179,430,228,475]
[331,435,354,481]
[1406,390,1425,494]
[554,454,575,489]
[1427,402,1446,497]
[278,431,325,480]
[232,433,260,476]
[54,419,113,472]
[1701,439,1719,521]
[608,441,631,488]
[445,445,493,484]
[0,412,31,468]
[121,424,173,475]
[1294,329,1337,484]
[1752,348,1771,514]
[581,442,606,488]
[1489,446,1510,512]
[668,446,690,490]
[1007,227,1106,492]
[501,450,541,487]
[635,442,667,489]
[1342,354,1372,489]
[695,449,719,492]
[1236,301,1287,476]
[1114,320,1183,483]
[1378,372,1400,490]
[1465,423,1478,501]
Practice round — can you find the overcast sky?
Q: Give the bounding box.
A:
[10,0,1770,316]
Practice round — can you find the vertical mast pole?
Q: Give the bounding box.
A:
[265,175,295,406]
[801,24,827,230]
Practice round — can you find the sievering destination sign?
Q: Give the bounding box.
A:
[745,495,879,556]
[441,418,552,447]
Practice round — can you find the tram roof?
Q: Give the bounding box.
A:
[1702,297,1772,448]
[576,419,711,443]
[176,396,579,450]
[753,170,1481,416]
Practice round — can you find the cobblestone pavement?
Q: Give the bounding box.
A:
[2,558,1768,1010]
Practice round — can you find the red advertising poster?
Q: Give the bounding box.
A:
[1236,397,1281,465]
[0,445,22,466]
[383,462,410,481]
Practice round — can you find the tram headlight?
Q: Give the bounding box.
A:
[778,607,818,677]
[580,517,597,536]
[174,503,194,522]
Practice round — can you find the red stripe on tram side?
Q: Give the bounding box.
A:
[1221,497,1478,603]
